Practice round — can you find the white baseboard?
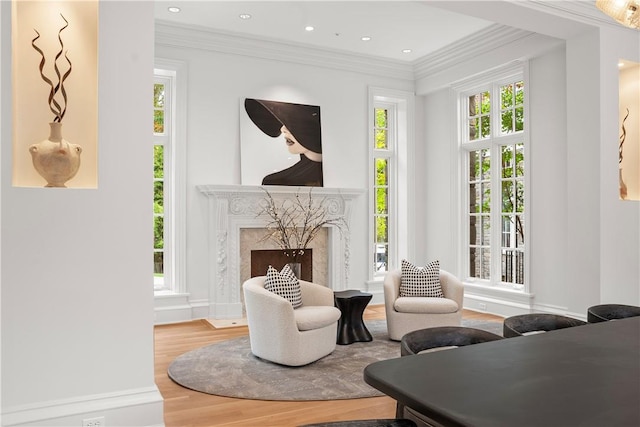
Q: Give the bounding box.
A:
[153,293,209,324]
[1,386,164,427]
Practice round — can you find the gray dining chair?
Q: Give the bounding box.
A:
[587,304,640,323]
[397,326,504,426]
[503,313,586,338]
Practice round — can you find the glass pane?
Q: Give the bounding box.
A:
[154,110,164,134]
[469,183,479,213]
[154,146,164,179]
[516,215,525,248]
[468,117,479,141]
[375,158,388,185]
[481,149,490,180]
[154,251,164,275]
[515,107,524,131]
[469,215,480,245]
[376,188,388,214]
[480,248,490,280]
[480,116,491,138]
[501,215,513,247]
[481,91,490,110]
[469,247,479,278]
[375,129,387,149]
[502,181,514,212]
[375,216,388,243]
[469,151,480,181]
[481,182,490,212]
[154,216,164,249]
[375,244,388,272]
[469,94,480,116]
[502,146,513,178]
[515,81,524,105]
[481,215,491,245]
[501,110,513,134]
[516,143,525,177]
[501,83,513,109]
[154,84,165,108]
[375,108,387,128]
[154,181,164,213]
[516,181,525,212]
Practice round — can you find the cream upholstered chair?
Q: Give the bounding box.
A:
[243,276,341,366]
[383,269,464,341]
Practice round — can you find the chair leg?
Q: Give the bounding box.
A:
[396,402,405,418]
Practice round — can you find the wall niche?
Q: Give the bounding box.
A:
[12,0,98,188]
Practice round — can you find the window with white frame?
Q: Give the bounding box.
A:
[153,64,185,294]
[460,72,526,290]
[372,102,396,276]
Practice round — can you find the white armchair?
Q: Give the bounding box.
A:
[243,276,342,366]
[384,269,464,341]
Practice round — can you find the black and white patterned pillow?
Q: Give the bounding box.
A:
[264,264,303,308]
[399,259,444,298]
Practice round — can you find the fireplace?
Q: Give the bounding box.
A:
[197,185,364,319]
[250,249,313,281]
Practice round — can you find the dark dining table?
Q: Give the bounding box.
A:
[364,317,640,427]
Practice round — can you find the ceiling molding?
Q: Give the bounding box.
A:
[155,21,415,81]
[412,24,537,80]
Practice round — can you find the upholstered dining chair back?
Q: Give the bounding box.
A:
[400,326,504,356]
[503,313,586,338]
[587,304,640,323]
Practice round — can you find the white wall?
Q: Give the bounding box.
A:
[1,2,163,426]
[155,31,414,313]
[598,27,640,304]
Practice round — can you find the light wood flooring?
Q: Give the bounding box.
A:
[154,306,503,427]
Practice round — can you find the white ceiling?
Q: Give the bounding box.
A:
[154,1,496,62]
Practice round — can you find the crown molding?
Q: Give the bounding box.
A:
[155,21,415,81]
[412,24,536,80]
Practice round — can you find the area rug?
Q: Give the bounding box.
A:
[168,319,503,401]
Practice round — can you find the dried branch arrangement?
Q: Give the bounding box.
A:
[31,13,72,123]
[257,188,347,262]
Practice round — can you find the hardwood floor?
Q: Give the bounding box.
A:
[154,306,503,427]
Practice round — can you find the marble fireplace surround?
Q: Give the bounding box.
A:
[197,184,364,319]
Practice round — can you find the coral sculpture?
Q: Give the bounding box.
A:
[31,13,72,122]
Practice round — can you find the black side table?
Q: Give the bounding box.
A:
[334,290,373,345]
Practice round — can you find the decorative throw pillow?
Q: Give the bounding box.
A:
[264,264,303,308]
[400,259,444,298]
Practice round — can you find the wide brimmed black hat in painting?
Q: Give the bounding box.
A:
[244,98,322,154]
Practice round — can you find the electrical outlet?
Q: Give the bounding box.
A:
[479,303,487,310]
[82,416,105,427]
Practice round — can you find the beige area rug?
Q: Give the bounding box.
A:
[168,319,503,401]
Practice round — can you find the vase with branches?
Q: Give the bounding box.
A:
[28,13,82,187]
[257,188,347,276]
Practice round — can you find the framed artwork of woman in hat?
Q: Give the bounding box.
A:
[243,98,323,187]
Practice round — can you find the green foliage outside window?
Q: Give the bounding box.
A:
[153,83,165,277]
[154,84,165,133]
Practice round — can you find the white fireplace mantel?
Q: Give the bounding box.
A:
[197,184,365,319]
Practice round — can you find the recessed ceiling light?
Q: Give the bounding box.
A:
[361,36,371,41]
[239,13,251,20]
[402,49,412,54]
[618,61,625,67]
[167,6,181,13]
[305,26,315,32]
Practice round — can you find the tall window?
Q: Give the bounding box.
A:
[462,76,526,289]
[372,103,395,276]
[153,70,174,291]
